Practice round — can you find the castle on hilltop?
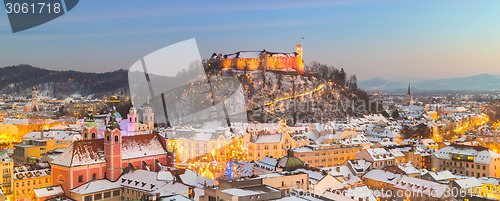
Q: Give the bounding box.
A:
[210,45,304,72]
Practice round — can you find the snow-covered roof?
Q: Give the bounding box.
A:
[157,171,174,181]
[425,170,455,182]
[344,159,372,174]
[33,185,65,198]
[51,134,168,167]
[394,176,449,198]
[478,177,500,185]
[433,144,500,164]
[254,134,283,143]
[453,178,482,189]
[362,169,401,185]
[14,162,51,181]
[322,186,377,201]
[364,148,395,161]
[220,185,280,196]
[70,180,120,195]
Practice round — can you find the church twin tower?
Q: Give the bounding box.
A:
[81,106,155,181]
[82,105,155,141]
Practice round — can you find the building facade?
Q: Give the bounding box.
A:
[211,45,304,72]
[431,144,500,178]
[50,113,173,196]
[294,144,363,168]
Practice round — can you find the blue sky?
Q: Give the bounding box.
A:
[1,0,499,81]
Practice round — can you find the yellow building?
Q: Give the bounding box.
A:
[0,151,13,199]
[211,45,304,72]
[293,144,362,168]
[13,161,52,201]
[166,128,249,164]
[13,139,67,165]
[431,144,500,178]
[478,177,500,199]
[0,123,19,146]
[247,132,309,161]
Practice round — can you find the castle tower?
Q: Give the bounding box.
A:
[407,83,414,106]
[83,108,98,140]
[143,104,154,130]
[127,106,139,133]
[31,86,39,111]
[295,45,303,71]
[104,111,122,181]
[296,45,303,57]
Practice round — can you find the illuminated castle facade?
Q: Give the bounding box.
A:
[211,45,304,72]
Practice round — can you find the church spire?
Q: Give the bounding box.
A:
[407,83,414,105]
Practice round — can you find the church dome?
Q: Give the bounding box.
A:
[277,149,305,172]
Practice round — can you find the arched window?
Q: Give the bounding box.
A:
[57,175,64,183]
[107,135,110,142]
[91,133,96,139]
[114,135,119,142]
[84,133,87,139]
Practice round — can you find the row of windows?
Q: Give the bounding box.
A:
[78,174,97,183]
[84,190,120,201]
[443,160,487,170]
[307,156,350,164]
[443,167,487,177]
[15,178,50,188]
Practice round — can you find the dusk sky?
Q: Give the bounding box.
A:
[1,0,499,81]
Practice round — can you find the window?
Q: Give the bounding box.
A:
[114,135,119,142]
[78,175,83,183]
[483,166,486,170]
[27,181,30,186]
[92,174,96,181]
[92,133,96,139]
[113,190,120,197]
[107,135,110,142]
[104,192,111,198]
[94,193,102,200]
[84,196,92,201]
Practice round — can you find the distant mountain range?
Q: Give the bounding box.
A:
[0,65,128,98]
[359,73,500,92]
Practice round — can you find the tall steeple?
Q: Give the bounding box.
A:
[127,105,139,133]
[105,109,122,181]
[31,86,39,111]
[407,83,414,105]
[83,108,98,139]
[143,99,154,130]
